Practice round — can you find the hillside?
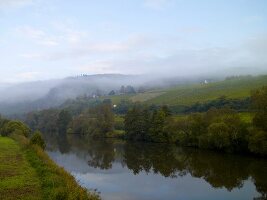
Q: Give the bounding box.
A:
[145,75,267,106]
[105,75,267,106]
[0,74,140,115]
[0,74,209,115]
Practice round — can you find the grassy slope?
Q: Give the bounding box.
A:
[145,75,267,106]
[100,94,132,104]
[102,75,267,106]
[130,91,165,102]
[0,136,42,200]
[0,135,100,200]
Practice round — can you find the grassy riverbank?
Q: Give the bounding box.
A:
[0,135,100,200]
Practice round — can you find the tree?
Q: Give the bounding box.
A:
[251,86,267,131]
[248,129,267,155]
[125,85,136,94]
[30,130,46,149]
[248,86,267,155]
[108,90,115,95]
[119,85,125,94]
[149,109,168,142]
[207,122,231,150]
[124,105,150,141]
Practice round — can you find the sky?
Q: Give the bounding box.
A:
[0,0,267,83]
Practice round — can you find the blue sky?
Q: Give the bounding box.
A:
[0,0,267,83]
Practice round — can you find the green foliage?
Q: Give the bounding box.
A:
[248,86,267,155]
[181,96,251,113]
[1,120,31,137]
[125,105,254,153]
[251,86,267,131]
[175,108,249,152]
[124,105,150,141]
[69,102,115,138]
[114,116,124,130]
[124,105,172,142]
[30,131,46,150]
[207,122,231,150]
[113,100,134,114]
[25,109,59,134]
[248,128,267,155]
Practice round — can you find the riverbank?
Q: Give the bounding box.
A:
[0,135,100,200]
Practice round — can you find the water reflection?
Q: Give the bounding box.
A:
[46,135,267,200]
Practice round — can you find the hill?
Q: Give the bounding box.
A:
[104,75,267,107]
[0,74,140,115]
[145,75,267,106]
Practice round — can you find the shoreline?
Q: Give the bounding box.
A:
[0,134,100,200]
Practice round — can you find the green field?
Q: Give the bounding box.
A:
[130,91,166,102]
[104,75,267,107]
[145,75,267,106]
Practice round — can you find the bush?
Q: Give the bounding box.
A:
[2,121,31,137]
[207,122,231,150]
[248,128,267,155]
[30,131,46,150]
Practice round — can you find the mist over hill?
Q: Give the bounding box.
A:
[0,72,266,116]
[0,73,220,115]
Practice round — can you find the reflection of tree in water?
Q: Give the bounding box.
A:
[65,137,267,199]
[249,161,267,200]
[86,139,115,170]
[123,142,267,199]
[43,131,70,153]
[57,134,70,154]
[123,142,186,177]
[181,149,249,190]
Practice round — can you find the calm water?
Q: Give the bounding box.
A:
[46,135,267,200]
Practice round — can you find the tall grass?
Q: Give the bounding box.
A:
[10,134,100,200]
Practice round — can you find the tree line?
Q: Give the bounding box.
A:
[19,86,267,156]
[124,86,267,156]
[24,101,115,138]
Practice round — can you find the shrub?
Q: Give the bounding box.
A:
[2,121,31,137]
[207,122,231,150]
[248,128,267,155]
[30,131,46,150]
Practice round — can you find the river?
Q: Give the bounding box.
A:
[46,135,267,200]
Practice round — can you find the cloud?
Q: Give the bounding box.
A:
[19,53,43,59]
[0,0,35,9]
[3,71,41,83]
[176,27,204,34]
[16,26,59,46]
[15,23,90,51]
[76,34,267,77]
[243,15,264,24]
[38,34,157,61]
[143,0,171,10]
[50,21,89,45]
